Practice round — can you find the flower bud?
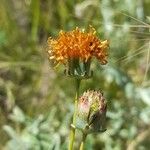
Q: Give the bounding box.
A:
[76,90,107,134]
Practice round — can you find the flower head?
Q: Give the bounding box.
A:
[47,26,109,65]
[76,90,107,134]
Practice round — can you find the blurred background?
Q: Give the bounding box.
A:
[0,0,150,150]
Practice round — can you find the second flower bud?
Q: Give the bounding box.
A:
[76,90,107,134]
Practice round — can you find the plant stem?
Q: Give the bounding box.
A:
[79,133,87,150]
[68,79,81,150]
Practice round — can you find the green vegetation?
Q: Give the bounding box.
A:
[0,0,150,150]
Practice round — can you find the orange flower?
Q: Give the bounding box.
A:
[47,26,109,65]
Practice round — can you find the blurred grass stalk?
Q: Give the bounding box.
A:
[31,0,40,42]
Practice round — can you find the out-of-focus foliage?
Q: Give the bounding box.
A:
[0,0,150,150]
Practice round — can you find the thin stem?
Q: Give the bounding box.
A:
[68,79,81,150]
[79,133,87,150]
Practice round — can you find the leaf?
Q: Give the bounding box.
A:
[137,87,150,106]
[3,125,18,139]
[9,106,26,123]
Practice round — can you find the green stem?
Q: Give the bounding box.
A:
[79,133,87,150]
[68,79,81,150]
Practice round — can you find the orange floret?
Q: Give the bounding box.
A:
[47,26,109,65]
